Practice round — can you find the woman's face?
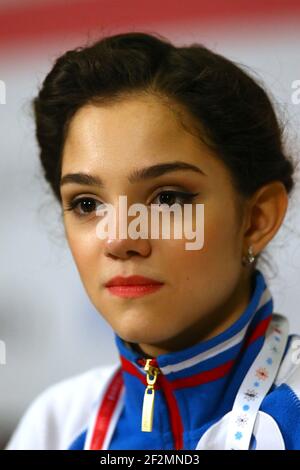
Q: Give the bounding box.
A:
[60,94,252,357]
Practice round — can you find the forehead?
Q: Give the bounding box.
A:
[61,94,229,184]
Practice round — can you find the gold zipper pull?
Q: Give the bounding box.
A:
[141,359,160,432]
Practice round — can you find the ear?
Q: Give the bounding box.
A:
[242,181,289,256]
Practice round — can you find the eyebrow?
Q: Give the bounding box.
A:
[60,161,206,188]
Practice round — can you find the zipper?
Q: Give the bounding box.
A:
[139,357,184,449]
[141,359,161,432]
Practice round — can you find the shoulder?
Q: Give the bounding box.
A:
[5,363,119,450]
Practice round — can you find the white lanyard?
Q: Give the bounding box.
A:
[224,313,288,449]
[84,313,288,450]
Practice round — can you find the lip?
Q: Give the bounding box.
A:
[105,275,163,287]
[105,275,164,298]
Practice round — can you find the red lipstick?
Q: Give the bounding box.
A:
[105,275,164,298]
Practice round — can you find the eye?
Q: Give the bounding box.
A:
[63,190,199,218]
[152,190,199,207]
[64,197,103,217]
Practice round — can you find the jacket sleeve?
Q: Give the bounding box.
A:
[5,387,58,450]
[4,364,117,450]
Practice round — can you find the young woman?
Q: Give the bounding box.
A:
[5,31,300,450]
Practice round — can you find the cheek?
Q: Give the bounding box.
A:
[66,226,100,278]
[203,201,240,259]
[167,204,240,283]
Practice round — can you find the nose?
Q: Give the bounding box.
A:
[104,236,151,259]
[100,197,152,259]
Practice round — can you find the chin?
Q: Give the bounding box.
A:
[117,330,153,344]
[116,325,173,347]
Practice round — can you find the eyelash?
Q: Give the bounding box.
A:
[64,190,199,218]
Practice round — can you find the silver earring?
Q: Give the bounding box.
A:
[242,245,256,266]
